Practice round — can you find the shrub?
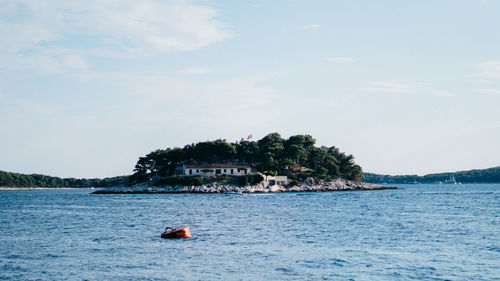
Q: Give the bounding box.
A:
[154,176,203,186]
[237,174,264,186]
[263,170,278,176]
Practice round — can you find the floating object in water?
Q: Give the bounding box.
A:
[161,226,191,238]
[224,191,245,196]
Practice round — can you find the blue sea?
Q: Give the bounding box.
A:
[1,184,499,280]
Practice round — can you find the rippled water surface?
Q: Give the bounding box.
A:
[1,184,499,280]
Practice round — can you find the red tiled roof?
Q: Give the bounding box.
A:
[287,165,312,172]
[184,164,251,169]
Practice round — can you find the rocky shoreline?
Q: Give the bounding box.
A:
[92,179,396,194]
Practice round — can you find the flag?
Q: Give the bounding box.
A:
[247,134,252,139]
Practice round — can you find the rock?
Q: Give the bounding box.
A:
[92,179,395,194]
[268,185,281,192]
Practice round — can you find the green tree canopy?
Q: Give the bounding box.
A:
[130,133,364,184]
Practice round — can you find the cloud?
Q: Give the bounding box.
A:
[68,70,278,114]
[477,61,500,79]
[0,20,59,52]
[0,0,234,70]
[171,67,215,75]
[476,88,500,95]
[0,0,234,81]
[364,82,455,97]
[325,57,356,63]
[299,24,320,31]
[0,48,90,75]
[363,81,414,93]
[430,89,454,97]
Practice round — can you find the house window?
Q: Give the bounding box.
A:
[196,169,199,173]
[231,169,234,174]
[189,169,192,175]
[224,169,226,173]
[216,169,221,175]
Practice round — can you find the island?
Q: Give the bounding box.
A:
[0,170,128,189]
[364,166,500,184]
[94,133,394,193]
[3,133,498,191]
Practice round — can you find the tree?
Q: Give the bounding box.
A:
[308,147,327,170]
[236,140,259,163]
[258,133,284,171]
[128,133,367,184]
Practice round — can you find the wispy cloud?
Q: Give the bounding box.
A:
[476,88,500,95]
[0,51,89,77]
[363,81,414,93]
[171,67,215,75]
[0,0,234,75]
[325,57,356,63]
[299,24,320,31]
[477,61,500,79]
[0,19,59,52]
[364,82,455,97]
[430,89,454,97]
[70,70,278,110]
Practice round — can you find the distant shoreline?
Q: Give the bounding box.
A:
[0,187,85,191]
[364,166,500,184]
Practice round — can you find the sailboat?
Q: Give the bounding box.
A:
[445,174,457,184]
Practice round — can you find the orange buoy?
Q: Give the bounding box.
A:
[161,226,191,238]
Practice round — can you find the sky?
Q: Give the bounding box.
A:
[1,0,499,178]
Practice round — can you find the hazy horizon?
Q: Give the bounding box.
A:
[2,142,498,179]
[1,1,499,178]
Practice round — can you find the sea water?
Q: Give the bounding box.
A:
[1,184,499,280]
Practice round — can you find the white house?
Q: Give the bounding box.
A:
[264,175,288,185]
[182,164,253,176]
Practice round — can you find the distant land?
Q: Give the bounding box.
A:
[364,166,500,184]
[2,166,500,189]
[0,170,128,188]
[1,132,499,188]
[2,133,364,188]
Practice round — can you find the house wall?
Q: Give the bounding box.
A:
[183,167,251,176]
[264,175,288,185]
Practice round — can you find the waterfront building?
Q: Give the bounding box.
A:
[182,164,254,176]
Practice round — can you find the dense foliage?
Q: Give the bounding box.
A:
[131,133,363,183]
[237,174,265,186]
[363,166,500,184]
[154,176,203,187]
[0,170,128,188]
